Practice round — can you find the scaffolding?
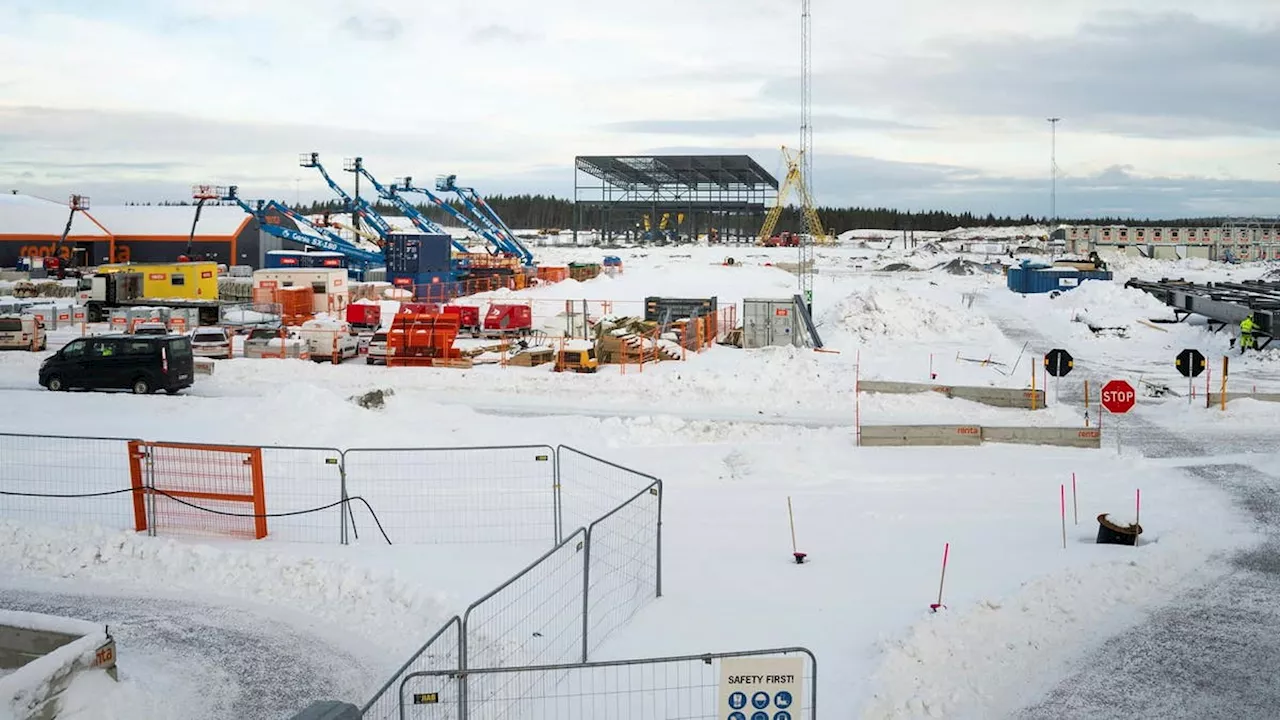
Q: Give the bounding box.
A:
[572,155,778,245]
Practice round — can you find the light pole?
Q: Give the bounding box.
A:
[1047,117,1060,228]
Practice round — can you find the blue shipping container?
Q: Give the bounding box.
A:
[1006,267,1114,294]
[385,233,452,274]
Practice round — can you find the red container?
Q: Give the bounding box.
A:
[400,302,441,316]
[483,304,533,334]
[346,303,382,328]
[442,305,480,329]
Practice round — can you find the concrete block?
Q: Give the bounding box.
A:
[858,425,983,447]
[981,427,1102,449]
[858,380,1047,409]
[1205,392,1280,407]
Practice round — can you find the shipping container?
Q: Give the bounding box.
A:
[742,298,800,349]
[643,296,718,323]
[94,261,220,300]
[1006,267,1114,294]
[251,268,349,314]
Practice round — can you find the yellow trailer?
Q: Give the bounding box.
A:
[95,261,219,300]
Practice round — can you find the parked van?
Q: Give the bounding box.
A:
[39,334,195,394]
[0,314,46,351]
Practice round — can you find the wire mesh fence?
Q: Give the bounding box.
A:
[257,446,345,544]
[582,480,662,658]
[360,615,463,720]
[556,446,660,537]
[399,647,818,720]
[342,445,558,545]
[0,432,135,530]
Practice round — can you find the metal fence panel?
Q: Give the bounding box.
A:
[0,432,136,530]
[258,446,346,543]
[343,446,557,545]
[361,616,462,720]
[583,480,662,659]
[400,647,817,720]
[555,446,658,537]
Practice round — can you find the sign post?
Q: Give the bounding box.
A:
[720,656,804,720]
[1175,349,1206,404]
[1044,348,1073,405]
[1100,379,1136,454]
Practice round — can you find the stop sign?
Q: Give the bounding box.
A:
[1100,380,1136,414]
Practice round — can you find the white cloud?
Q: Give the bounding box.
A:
[1,1,1278,214]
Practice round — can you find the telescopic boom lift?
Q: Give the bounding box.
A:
[300,152,393,241]
[435,174,534,265]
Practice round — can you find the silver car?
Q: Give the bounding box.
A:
[190,327,233,360]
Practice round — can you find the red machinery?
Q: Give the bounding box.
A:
[385,312,464,367]
[346,303,381,330]
[482,304,533,338]
[442,305,481,337]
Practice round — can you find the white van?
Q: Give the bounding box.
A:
[0,314,47,351]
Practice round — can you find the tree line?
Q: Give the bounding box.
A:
[124,196,1236,232]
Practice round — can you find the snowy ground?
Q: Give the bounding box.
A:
[0,239,1275,719]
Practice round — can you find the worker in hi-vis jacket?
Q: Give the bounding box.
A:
[1239,315,1257,354]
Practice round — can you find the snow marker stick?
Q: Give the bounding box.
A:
[929,352,935,380]
[1072,472,1078,525]
[855,351,861,446]
[1060,484,1067,549]
[930,543,950,612]
[787,496,806,564]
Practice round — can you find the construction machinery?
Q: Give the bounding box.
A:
[220,186,385,280]
[435,174,535,266]
[300,153,394,243]
[384,311,468,367]
[554,342,599,373]
[343,157,471,257]
[79,261,223,324]
[756,146,830,311]
[395,176,525,261]
[45,194,91,277]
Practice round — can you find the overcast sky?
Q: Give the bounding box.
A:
[2,0,1279,218]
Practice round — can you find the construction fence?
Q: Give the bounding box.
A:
[0,434,665,720]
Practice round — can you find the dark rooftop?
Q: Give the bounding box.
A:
[575,155,779,190]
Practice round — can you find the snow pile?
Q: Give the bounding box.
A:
[858,520,1250,719]
[0,521,454,659]
[1053,280,1172,328]
[824,285,992,343]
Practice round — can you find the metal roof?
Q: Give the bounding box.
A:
[575,155,778,190]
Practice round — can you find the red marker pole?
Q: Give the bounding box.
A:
[930,543,950,612]
[1060,484,1067,549]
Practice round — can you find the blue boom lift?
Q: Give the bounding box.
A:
[434,174,534,266]
[221,186,384,279]
[343,157,472,259]
[393,176,516,260]
[299,152,393,242]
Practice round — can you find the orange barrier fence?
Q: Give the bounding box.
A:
[128,440,268,540]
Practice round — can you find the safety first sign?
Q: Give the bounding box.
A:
[719,656,804,720]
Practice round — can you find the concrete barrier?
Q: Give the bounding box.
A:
[1,611,117,720]
[981,426,1102,449]
[194,357,215,376]
[1206,392,1280,407]
[859,425,1101,449]
[857,424,984,447]
[858,380,1047,409]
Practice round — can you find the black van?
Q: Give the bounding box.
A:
[39,334,195,395]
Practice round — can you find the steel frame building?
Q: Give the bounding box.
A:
[572,155,779,245]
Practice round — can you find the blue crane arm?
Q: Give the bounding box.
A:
[302,153,394,239]
[355,166,470,254]
[223,188,383,267]
[436,175,533,264]
[399,181,507,257]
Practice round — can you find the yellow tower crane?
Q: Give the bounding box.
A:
[756,146,832,247]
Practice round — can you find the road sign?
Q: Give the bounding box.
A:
[1101,380,1136,414]
[1044,348,1074,378]
[1176,348,1206,378]
[719,657,804,720]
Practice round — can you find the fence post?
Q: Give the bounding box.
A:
[553,447,563,544]
[581,526,592,663]
[143,444,157,538]
[338,451,349,546]
[656,480,663,599]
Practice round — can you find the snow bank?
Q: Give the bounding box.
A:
[858,509,1254,719]
[823,285,992,343]
[0,521,453,660]
[1050,279,1173,328]
[0,610,109,720]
